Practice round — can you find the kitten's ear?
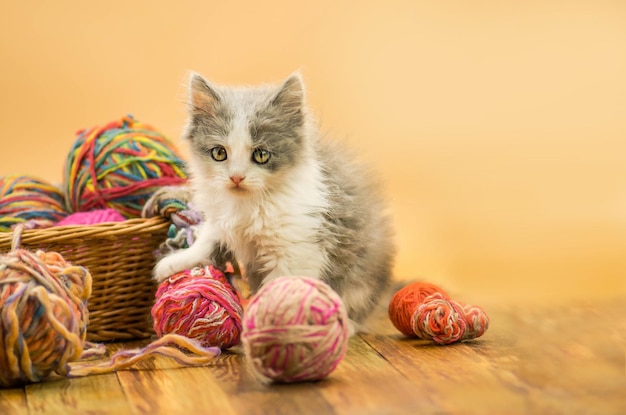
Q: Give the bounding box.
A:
[270,73,304,115]
[189,73,221,116]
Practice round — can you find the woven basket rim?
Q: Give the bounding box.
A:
[0,216,169,341]
[0,216,169,248]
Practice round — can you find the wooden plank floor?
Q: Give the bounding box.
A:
[1,295,624,414]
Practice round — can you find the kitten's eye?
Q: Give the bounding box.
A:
[252,148,271,164]
[210,146,227,161]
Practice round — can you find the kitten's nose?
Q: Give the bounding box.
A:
[230,175,245,186]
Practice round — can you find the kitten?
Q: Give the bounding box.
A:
[151,72,396,332]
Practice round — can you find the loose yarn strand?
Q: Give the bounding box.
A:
[69,334,221,377]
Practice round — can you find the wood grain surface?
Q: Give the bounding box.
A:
[1,298,624,415]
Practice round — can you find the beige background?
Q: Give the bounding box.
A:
[1,1,624,304]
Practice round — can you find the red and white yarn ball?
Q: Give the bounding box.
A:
[241,276,350,383]
[151,266,243,350]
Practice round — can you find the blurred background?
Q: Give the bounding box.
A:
[1,0,624,305]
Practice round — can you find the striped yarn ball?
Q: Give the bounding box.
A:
[151,266,243,350]
[64,115,187,218]
[242,276,349,383]
[0,249,92,387]
[388,281,490,345]
[0,175,68,231]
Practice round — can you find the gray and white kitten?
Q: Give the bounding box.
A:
[151,72,395,332]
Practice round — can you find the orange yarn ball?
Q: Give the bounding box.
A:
[388,281,490,344]
[387,282,450,336]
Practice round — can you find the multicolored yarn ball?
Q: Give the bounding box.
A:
[388,281,490,345]
[0,248,92,387]
[0,174,68,232]
[64,115,187,218]
[140,188,202,258]
[241,276,350,383]
[155,205,204,259]
[152,265,243,350]
[0,235,221,387]
[55,208,126,226]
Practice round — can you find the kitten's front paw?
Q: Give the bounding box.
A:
[153,255,187,283]
[347,320,358,337]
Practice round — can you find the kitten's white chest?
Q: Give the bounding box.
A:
[203,164,329,280]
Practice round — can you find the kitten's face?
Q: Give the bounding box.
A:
[184,73,306,196]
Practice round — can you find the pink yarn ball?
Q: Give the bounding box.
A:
[55,208,126,226]
[151,266,243,349]
[241,276,349,383]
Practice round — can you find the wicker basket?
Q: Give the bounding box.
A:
[0,217,170,342]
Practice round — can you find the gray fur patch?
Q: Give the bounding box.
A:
[185,74,233,157]
[316,139,396,323]
[186,106,233,159]
[248,76,305,172]
[248,113,304,172]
